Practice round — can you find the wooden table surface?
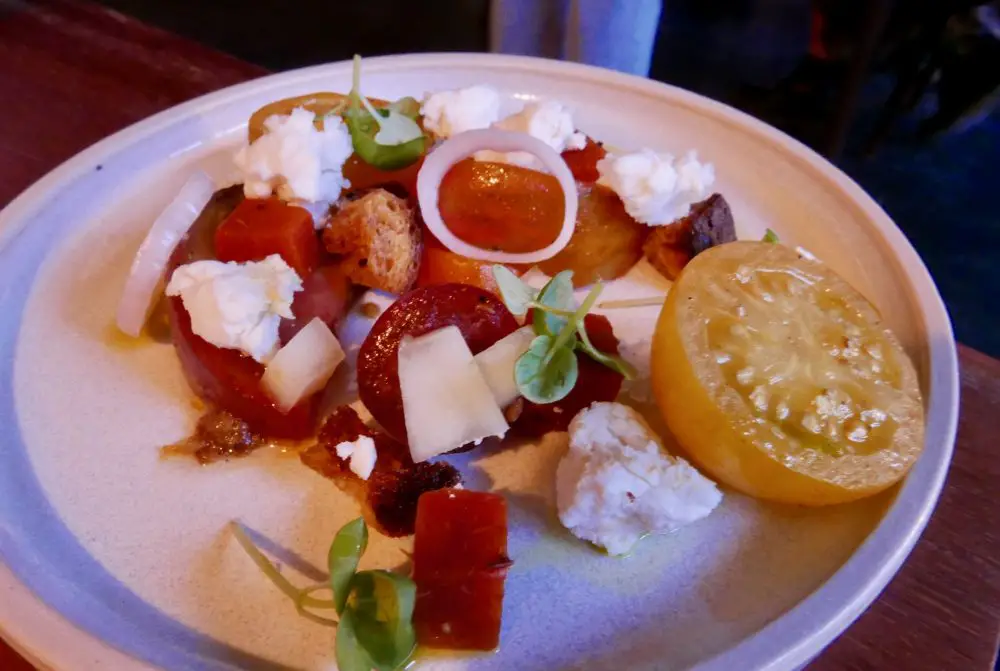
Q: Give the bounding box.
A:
[1,1,998,669]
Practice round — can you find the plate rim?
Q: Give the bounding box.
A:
[0,52,960,671]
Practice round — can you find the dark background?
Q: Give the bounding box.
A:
[96,0,1000,357]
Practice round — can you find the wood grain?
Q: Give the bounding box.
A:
[0,2,998,670]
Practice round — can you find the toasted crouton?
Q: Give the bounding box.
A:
[643,193,736,280]
[323,189,422,295]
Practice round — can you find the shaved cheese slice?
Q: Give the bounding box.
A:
[261,318,345,412]
[474,326,535,407]
[398,326,509,463]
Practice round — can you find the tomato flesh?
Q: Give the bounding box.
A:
[168,297,320,439]
[413,489,509,651]
[279,265,352,343]
[343,154,423,199]
[214,197,319,277]
[514,313,624,436]
[439,159,564,254]
[538,183,648,286]
[416,236,511,296]
[561,137,607,183]
[356,284,519,442]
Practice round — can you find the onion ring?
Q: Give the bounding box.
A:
[416,129,578,264]
[116,171,216,337]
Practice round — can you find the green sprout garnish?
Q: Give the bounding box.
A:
[492,266,635,404]
[762,228,780,243]
[232,518,416,671]
[344,55,427,171]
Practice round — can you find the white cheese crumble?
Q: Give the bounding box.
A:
[557,402,722,555]
[334,435,378,480]
[234,107,354,228]
[597,149,715,226]
[421,85,501,139]
[165,254,302,364]
[476,100,587,170]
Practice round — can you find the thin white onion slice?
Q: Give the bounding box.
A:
[262,318,346,412]
[115,171,216,337]
[416,129,578,264]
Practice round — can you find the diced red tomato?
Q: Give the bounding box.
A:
[356,284,519,442]
[168,296,321,439]
[278,265,352,344]
[214,197,320,277]
[561,136,607,183]
[514,313,624,437]
[438,159,565,254]
[413,489,509,651]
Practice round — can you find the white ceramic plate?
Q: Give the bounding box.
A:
[0,54,958,671]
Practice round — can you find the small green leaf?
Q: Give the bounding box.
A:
[346,55,426,170]
[576,325,637,379]
[762,228,779,243]
[515,335,579,404]
[348,571,417,670]
[532,271,576,336]
[329,518,368,615]
[491,265,535,316]
[336,608,376,671]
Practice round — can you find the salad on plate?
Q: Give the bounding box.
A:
[113,56,926,670]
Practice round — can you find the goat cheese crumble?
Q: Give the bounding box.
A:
[557,402,722,555]
[165,255,302,364]
[335,435,378,480]
[234,107,354,228]
[476,100,587,170]
[421,85,501,138]
[597,149,715,226]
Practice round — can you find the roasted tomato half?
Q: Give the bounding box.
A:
[356,284,519,442]
[168,297,321,439]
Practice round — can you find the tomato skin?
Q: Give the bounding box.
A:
[214,198,319,277]
[561,137,607,183]
[514,313,624,437]
[278,265,352,344]
[438,159,565,254]
[413,489,509,651]
[168,297,320,439]
[356,284,519,442]
[537,183,649,286]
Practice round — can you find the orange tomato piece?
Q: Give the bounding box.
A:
[561,136,607,183]
[343,154,424,200]
[416,236,510,295]
[438,159,565,254]
[537,183,649,286]
[214,198,320,277]
[413,489,510,651]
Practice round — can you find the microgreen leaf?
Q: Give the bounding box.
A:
[346,55,426,170]
[492,265,535,316]
[336,609,375,671]
[348,571,417,670]
[515,335,579,403]
[532,271,576,336]
[762,228,779,243]
[329,517,368,615]
[576,326,637,378]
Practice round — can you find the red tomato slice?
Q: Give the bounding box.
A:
[214,197,319,277]
[413,489,509,651]
[438,159,565,254]
[278,265,352,344]
[168,297,321,439]
[561,136,607,183]
[514,313,624,436]
[356,284,519,442]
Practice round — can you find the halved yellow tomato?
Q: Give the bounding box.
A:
[651,241,924,505]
